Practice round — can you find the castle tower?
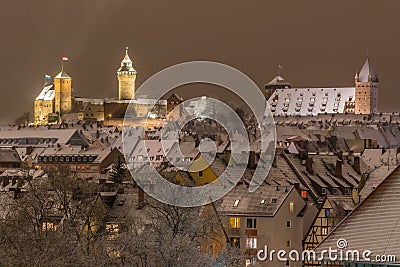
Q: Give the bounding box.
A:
[117,47,137,100]
[354,57,379,114]
[54,69,72,116]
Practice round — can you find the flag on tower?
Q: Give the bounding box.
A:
[62,56,69,61]
[45,74,51,81]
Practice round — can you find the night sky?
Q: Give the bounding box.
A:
[1,1,399,123]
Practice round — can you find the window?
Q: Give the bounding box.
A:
[321,188,327,195]
[230,237,240,248]
[301,190,307,198]
[286,240,292,248]
[246,218,257,229]
[233,199,240,207]
[289,201,295,214]
[321,226,328,236]
[246,237,257,249]
[325,209,331,217]
[198,171,203,178]
[106,223,120,233]
[271,198,277,204]
[230,217,240,229]
[286,220,291,228]
[245,258,257,267]
[42,222,58,232]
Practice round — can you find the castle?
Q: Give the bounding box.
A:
[34,47,166,125]
[34,53,379,125]
[266,57,379,116]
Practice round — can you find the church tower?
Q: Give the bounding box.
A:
[354,57,379,114]
[117,47,137,100]
[54,69,72,116]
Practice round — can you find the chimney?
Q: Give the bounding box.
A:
[138,187,145,209]
[336,159,343,178]
[354,156,361,174]
[248,151,256,169]
[305,158,313,174]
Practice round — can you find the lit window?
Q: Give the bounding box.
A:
[106,223,120,233]
[233,199,240,207]
[321,226,328,236]
[289,201,295,214]
[301,191,307,198]
[230,217,240,229]
[286,240,292,248]
[42,222,58,232]
[260,199,265,204]
[246,237,257,249]
[245,258,257,267]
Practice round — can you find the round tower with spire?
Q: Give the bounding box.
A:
[117,47,137,100]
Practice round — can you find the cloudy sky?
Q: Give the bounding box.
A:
[1,1,399,122]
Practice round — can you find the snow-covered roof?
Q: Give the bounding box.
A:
[358,57,378,83]
[54,70,71,79]
[268,87,355,116]
[35,85,55,101]
[266,75,291,87]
